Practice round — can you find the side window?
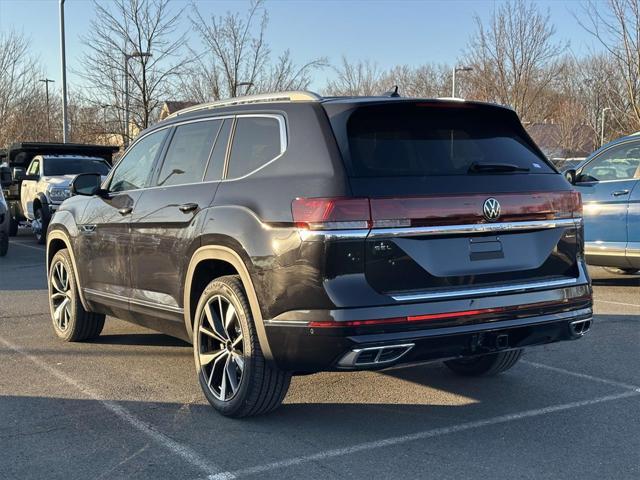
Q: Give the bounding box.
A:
[204,119,232,182]
[109,130,167,192]
[156,120,221,187]
[226,116,283,179]
[581,143,640,182]
[28,160,40,176]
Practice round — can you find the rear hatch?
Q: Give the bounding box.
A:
[323,100,582,298]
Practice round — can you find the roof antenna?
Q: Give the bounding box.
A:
[382,85,400,97]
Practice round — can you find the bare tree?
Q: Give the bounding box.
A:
[187,0,326,102]
[579,0,640,132]
[464,0,567,122]
[326,57,384,96]
[0,31,49,147]
[77,0,190,145]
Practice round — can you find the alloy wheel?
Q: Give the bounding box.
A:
[50,261,72,332]
[198,295,245,401]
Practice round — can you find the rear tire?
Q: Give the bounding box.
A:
[9,216,18,236]
[48,249,105,341]
[444,349,523,376]
[193,275,291,418]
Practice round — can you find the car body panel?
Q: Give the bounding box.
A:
[573,136,640,269]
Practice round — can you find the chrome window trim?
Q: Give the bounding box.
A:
[101,113,287,193]
[368,217,582,239]
[391,277,580,302]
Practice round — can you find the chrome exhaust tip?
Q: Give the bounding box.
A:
[569,318,592,337]
[338,343,415,368]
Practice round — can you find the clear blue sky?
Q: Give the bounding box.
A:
[0,0,601,92]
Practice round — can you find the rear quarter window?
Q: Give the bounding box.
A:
[343,104,552,177]
[226,116,283,179]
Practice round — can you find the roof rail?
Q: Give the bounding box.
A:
[167,91,322,118]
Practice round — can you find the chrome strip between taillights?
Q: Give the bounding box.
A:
[298,217,582,241]
[391,277,580,302]
[368,217,582,239]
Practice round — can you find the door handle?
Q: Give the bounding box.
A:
[611,190,630,197]
[118,207,133,216]
[178,202,199,213]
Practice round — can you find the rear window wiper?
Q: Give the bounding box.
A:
[468,162,530,173]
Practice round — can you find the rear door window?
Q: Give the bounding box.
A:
[344,104,552,177]
[156,120,221,187]
[226,116,283,179]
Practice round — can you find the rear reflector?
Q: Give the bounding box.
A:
[307,296,589,328]
[293,191,582,231]
[308,308,493,328]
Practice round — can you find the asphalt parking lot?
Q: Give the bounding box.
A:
[1,230,639,480]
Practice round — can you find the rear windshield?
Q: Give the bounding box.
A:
[44,158,110,176]
[344,104,552,177]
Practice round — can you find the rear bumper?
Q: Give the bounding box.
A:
[264,284,592,372]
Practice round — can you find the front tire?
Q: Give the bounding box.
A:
[48,249,105,341]
[9,216,18,236]
[33,207,47,244]
[444,349,523,376]
[193,275,291,418]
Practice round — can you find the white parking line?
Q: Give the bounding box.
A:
[522,360,640,391]
[207,389,639,480]
[0,335,232,480]
[595,299,640,309]
[8,241,46,252]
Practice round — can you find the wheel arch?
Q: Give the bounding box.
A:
[47,230,90,310]
[184,245,273,361]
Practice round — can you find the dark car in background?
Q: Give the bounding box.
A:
[46,92,592,417]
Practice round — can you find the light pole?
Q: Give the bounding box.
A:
[600,107,611,147]
[59,0,69,142]
[124,51,152,148]
[100,104,110,138]
[451,66,473,98]
[39,78,55,141]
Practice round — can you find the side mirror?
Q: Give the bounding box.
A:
[71,173,103,196]
[12,167,26,182]
[564,169,576,185]
[0,165,12,188]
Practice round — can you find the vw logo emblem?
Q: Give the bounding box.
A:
[483,198,501,221]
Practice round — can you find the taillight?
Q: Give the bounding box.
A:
[292,197,371,230]
[293,191,583,230]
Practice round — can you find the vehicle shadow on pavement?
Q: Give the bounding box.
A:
[89,333,190,348]
[591,276,640,287]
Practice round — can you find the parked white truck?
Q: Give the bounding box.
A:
[19,155,111,243]
[3,143,118,244]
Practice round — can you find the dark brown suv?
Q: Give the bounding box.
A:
[46,91,593,417]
